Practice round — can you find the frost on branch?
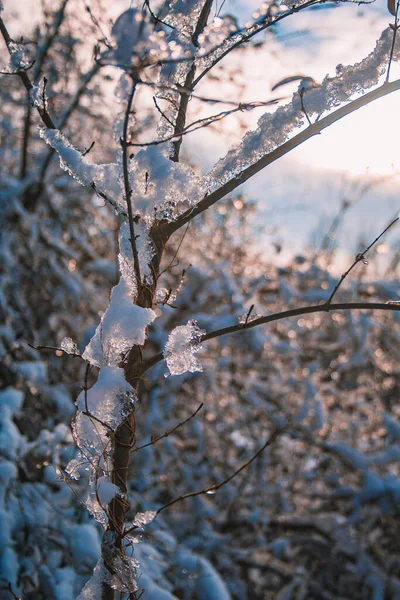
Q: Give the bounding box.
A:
[60,336,79,355]
[127,146,204,225]
[164,320,205,376]
[40,128,204,224]
[28,79,46,110]
[206,27,399,191]
[67,366,136,524]
[1,41,32,73]
[156,0,204,141]
[76,366,135,429]
[77,548,139,599]
[39,128,124,213]
[83,222,157,368]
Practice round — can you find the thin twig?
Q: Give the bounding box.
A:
[131,403,203,453]
[143,0,175,30]
[325,217,398,304]
[28,342,83,359]
[164,77,400,236]
[141,301,400,373]
[159,223,190,278]
[0,582,22,600]
[152,96,175,127]
[300,89,312,126]
[128,100,279,147]
[157,429,281,513]
[0,16,56,129]
[191,0,369,90]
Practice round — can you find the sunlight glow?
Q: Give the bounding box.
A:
[298,87,400,176]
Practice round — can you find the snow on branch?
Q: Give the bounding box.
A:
[164,320,205,376]
[39,128,125,214]
[205,27,398,192]
[82,278,156,368]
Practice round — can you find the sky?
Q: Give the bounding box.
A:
[2,0,400,264]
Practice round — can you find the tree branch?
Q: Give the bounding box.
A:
[142,302,400,372]
[157,428,281,514]
[131,403,203,453]
[121,79,142,288]
[0,16,56,129]
[170,0,213,162]
[326,217,399,303]
[164,78,400,237]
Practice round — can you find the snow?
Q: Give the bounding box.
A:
[82,279,156,367]
[69,524,101,568]
[76,559,109,600]
[205,27,399,192]
[76,365,135,429]
[96,476,120,505]
[60,336,79,354]
[52,566,76,600]
[0,407,24,460]
[28,78,46,110]
[0,387,23,416]
[3,41,32,72]
[175,549,232,600]
[15,360,47,383]
[126,146,205,224]
[39,128,125,214]
[5,1,400,598]
[164,320,205,376]
[0,547,19,595]
[132,510,157,527]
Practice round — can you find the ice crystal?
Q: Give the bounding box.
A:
[5,42,32,72]
[132,510,157,527]
[164,320,205,376]
[60,336,79,355]
[65,457,83,480]
[28,79,46,110]
[77,559,109,600]
[101,531,139,593]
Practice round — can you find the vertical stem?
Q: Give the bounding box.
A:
[170,0,213,162]
[122,79,142,289]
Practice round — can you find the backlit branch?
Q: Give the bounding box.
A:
[164,78,400,237]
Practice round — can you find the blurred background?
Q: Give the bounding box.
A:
[1,1,400,599]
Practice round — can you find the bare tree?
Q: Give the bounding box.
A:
[2,0,400,598]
